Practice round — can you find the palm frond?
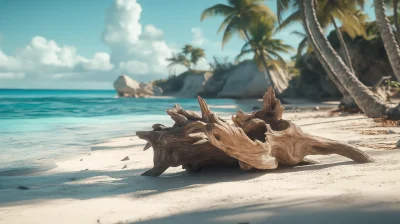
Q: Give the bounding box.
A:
[221,17,242,48]
[277,0,293,23]
[235,49,254,63]
[275,10,302,33]
[290,30,307,38]
[296,37,308,59]
[217,13,236,34]
[201,4,234,21]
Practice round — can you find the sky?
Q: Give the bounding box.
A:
[0,0,378,89]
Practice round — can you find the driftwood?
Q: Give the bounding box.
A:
[137,87,373,176]
[136,104,238,177]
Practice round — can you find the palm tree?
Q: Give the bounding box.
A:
[302,0,389,117]
[182,44,193,56]
[277,0,367,74]
[374,0,400,81]
[166,54,190,71]
[201,0,278,89]
[190,48,206,67]
[291,30,312,59]
[201,0,275,48]
[166,46,206,71]
[277,0,367,107]
[236,19,293,92]
[385,0,400,42]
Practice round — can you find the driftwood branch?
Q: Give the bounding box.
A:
[136,104,238,177]
[137,87,373,176]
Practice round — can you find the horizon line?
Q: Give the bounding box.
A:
[0,88,115,91]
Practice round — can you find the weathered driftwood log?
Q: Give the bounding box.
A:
[186,87,373,171]
[136,104,238,176]
[137,87,373,176]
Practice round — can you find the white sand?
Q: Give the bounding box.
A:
[1,112,400,224]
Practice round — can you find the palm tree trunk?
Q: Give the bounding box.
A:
[331,16,355,74]
[374,0,400,81]
[243,30,278,92]
[394,0,400,43]
[301,9,354,106]
[303,0,388,118]
[259,52,280,93]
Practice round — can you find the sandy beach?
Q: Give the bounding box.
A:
[1,111,400,224]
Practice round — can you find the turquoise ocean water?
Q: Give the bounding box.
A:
[0,89,249,176]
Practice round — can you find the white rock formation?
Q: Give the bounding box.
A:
[217,61,288,98]
[175,72,213,98]
[113,75,163,97]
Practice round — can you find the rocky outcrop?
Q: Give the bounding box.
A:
[216,61,289,98]
[284,23,395,100]
[154,61,289,99]
[197,61,289,98]
[175,72,213,98]
[113,75,163,97]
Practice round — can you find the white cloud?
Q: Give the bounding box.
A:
[0,36,114,81]
[193,58,211,71]
[102,0,179,76]
[191,28,206,46]
[0,50,20,71]
[0,72,24,79]
[83,52,114,71]
[119,60,149,74]
[15,36,83,72]
[102,0,143,47]
[1,0,215,87]
[141,25,163,40]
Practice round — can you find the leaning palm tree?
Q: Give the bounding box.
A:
[374,0,400,81]
[385,0,400,42]
[276,0,366,108]
[236,19,293,93]
[277,0,367,74]
[302,0,391,118]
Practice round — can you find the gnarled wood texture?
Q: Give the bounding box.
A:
[230,87,373,167]
[137,87,373,177]
[136,104,238,177]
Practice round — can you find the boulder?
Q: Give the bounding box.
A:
[217,61,288,98]
[114,75,141,97]
[175,71,213,98]
[113,75,162,97]
[198,69,231,97]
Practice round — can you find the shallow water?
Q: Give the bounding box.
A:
[0,89,254,175]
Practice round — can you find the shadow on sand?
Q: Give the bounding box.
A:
[0,160,360,205]
[131,200,400,224]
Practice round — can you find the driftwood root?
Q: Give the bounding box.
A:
[137,87,373,176]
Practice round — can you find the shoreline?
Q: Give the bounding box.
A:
[1,110,400,223]
[0,98,339,178]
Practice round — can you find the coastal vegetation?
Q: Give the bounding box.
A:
[150,0,400,121]
[201,0,289,92]
[166,44,206,72]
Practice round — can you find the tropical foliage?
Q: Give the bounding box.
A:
[202,0,292,91]
[166,44,205,71]
[160,0,400,119]
[201,0,276,47]
[235,18,293,72]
